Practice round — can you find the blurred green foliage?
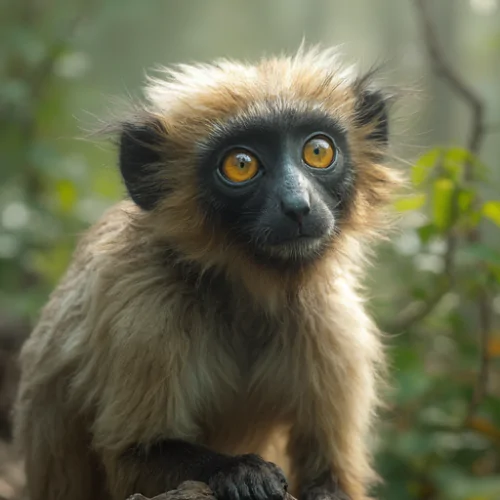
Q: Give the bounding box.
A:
[0,1,499,500]
[0,0,121,320]
[373,143,500,500]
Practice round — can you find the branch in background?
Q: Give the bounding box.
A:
[414,0,485,157]
[413,0,493,424]
[383,282,449,333]
[467,287,492,423]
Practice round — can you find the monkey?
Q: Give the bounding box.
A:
[13,45,403,500]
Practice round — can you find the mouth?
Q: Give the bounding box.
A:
[254,233,329,267]
[244,218,335,267]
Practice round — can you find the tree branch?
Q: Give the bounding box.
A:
[127,481,298,500]
[383,281,449,333]
[413,0,493,423]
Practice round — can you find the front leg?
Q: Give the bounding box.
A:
[288,361,380,500]
[288,290,383,500]
[106,438,288,500]
[288,432,355,500]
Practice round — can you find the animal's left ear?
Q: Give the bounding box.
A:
[353,84,390,146]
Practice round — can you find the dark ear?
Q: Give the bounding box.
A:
[353,87,390,145]
[119,119,167,211]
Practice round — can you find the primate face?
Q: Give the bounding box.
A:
[117,48,396,271]
[197,106,356,265]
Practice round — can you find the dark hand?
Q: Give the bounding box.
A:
[207,453,288,500]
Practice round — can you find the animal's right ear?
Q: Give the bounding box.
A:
[118,118,167,211]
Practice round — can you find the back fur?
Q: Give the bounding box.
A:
[14,46,402,500]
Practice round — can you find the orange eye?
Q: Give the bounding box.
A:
[302,135,336,169]
[221,149,260,183]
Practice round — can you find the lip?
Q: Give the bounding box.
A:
[266,232,319,247]
[256,235,326,265]
[265,235,325,255]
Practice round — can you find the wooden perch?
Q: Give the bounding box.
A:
[126,480,297,500]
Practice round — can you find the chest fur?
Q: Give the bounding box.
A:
[90,266,310,458]
[195,303,298,493]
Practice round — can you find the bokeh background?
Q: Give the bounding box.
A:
[1,0,500,499]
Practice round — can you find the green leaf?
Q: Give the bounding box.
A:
[458,189,475,213]
[411,148,441,186]
[432,178,454,230]
[442,147,468,180]
[442,147,488,181]
[416,223,436,244]
[393,193,427,212]
[444,147,473,165]
[482,201,500,226]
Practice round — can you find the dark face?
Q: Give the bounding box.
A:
[196,106,355,266]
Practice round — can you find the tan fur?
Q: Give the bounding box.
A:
[14,46,402,500]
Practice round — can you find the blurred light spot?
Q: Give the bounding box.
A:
[394,230,421,256]
[440,292,460,312]
[414,254,443,273]
[55,52,91,79]
[421,406,454,425]
[431,334,456,357]
[493,295,500,314]
[436,433,464,451]
[0,79,30,107]
[61,154,89,181]
[470,0,498,14]
[2,202,30,230]
[428,238,446,255]
[76,198,112,224]
[0,234,20,258]
[401,211,427,228]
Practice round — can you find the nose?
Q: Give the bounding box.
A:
[280,190,311,223]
